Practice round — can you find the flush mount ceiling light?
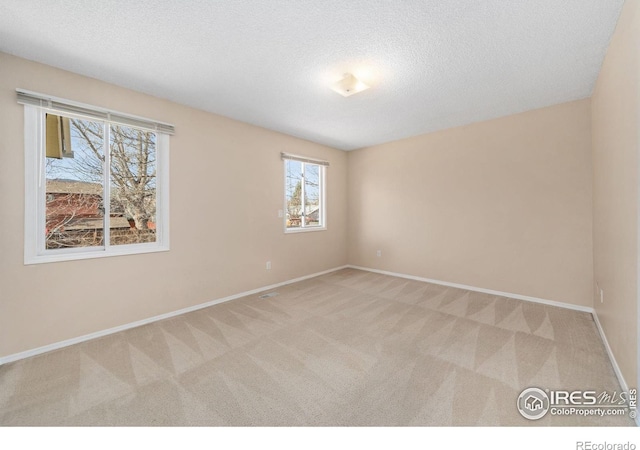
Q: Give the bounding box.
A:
[330,73,370,97]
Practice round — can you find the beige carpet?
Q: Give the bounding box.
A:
[0,268,633,426]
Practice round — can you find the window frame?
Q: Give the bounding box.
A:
[283,157,327,233]
[23,104,170,264]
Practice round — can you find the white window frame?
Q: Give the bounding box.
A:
[283,154,327,234]
[23,103,170,264]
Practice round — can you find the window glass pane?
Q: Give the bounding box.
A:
[109,125,157,245]
[285,160,302,228]
[45,115,104,249]
[304,163,321,226]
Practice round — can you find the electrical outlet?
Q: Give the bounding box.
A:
[600,289,604,303]
[277,210,283,218]
[376,250,382,257]
[266,261,271,270]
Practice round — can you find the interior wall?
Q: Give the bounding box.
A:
[591,0,639,390]
[0,52,348,359]
[347,99,594,308]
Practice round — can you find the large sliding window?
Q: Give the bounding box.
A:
[283,153,327,232]
[20,90,172,264]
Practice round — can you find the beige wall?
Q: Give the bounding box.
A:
[348,99,594,307]
[2,8,636,391]
[0,52,348,358]
[591,0,639,389]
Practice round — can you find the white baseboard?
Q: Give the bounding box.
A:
[3,263,636,425]
[350,264,639,426]
[592,311,639,426]
[592,312,629,393]
[347,265,594,313]
[0,265,349,366]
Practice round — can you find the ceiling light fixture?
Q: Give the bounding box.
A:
[330,73,370,97]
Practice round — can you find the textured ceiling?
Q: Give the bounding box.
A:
[0,1,625,150]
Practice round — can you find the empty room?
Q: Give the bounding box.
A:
[0,0,638,438]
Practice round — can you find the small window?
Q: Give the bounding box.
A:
[21,92,171,264]
[284,155,326,232]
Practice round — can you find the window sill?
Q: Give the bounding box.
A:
[25,243,169,265]
[285,226,327,234]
